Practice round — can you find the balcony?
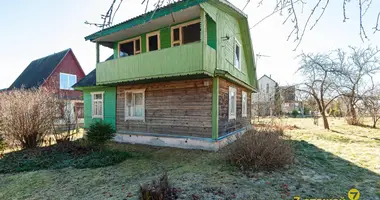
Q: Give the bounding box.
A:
[96,42,216,85]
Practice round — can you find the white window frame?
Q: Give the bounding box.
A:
[242,91,247,117]
[146,31,161,52]
[229,86,237,120]
[118,36,142,57]
[125,89,146,121]
[91,92,104,119]
[59,73,77,90]
[171,19,201,47]
[234,38,242,71]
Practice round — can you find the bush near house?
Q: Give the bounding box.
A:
[226,127,294,171]
[0,88,60,149]
[86,121,115,146]
[0,134,6,153]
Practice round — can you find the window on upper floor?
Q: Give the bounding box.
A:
[147,31,160,52]
[60,73,77,90]
[234,39,241,70]
[119,36,141,57]
[266,83,269,94]
[171,20,200,47]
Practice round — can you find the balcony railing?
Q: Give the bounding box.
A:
[96,42,216,85]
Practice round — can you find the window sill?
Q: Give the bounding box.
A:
[92,116,103,119]
[125,117,145,121]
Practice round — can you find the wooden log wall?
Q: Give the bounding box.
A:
[218,78,251,136]
[116,78,213,138]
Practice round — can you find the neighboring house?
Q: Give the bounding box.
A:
[279,85,302,114]
[252,75,278,116]
[73,0,257,150]
[8,48,86,125]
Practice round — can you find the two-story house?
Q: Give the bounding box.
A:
[74,0,257,150]
[9,48,86,125]
[252,75,278,116]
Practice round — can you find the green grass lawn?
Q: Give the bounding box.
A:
[0,118,379,200]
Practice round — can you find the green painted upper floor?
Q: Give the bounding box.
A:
[85,0,257,91]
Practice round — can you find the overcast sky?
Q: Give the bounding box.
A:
[0,0,379,89]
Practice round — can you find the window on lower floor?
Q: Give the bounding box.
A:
[229,87,237,120]
[125,89,145,120]
[91,92,104,118]
[60,73,77,90]
[242,91,247,117]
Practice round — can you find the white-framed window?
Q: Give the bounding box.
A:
[229,87,237,120]
[146,31,161,52]
[242,91,247,117]
[91,92,104,119]
[234,39,242,70]
[60,73,77,90]
[125,89,145,121]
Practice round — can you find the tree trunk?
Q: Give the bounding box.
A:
[350,103,357,122]
[373,118,377,128]
[321,112,330,130]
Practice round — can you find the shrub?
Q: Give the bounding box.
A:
[86,121,115,146]
[291,109,299,118]
[0,134,6,153]
[345,116,363,126]
[139,173,178,200]
[226,127,294,171]
[0,88,60,149]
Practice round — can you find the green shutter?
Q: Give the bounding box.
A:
[206,15,217,50]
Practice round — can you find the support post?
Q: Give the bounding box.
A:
[212,77,219,140]
[96,42,100,63]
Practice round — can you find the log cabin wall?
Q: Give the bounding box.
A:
[116,78,213,138]
[218,78,251,137]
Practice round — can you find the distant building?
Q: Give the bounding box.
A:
[252,75,278,116]
[8,48,86,124]
[279,85,302,114]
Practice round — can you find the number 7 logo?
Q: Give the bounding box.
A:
[348,188,360,200]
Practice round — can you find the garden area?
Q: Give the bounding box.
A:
[0,117,379,200]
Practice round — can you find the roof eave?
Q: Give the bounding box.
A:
[84,0,208,42]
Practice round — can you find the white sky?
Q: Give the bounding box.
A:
[0,0,379,89]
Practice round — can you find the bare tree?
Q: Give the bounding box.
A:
[137,0,379,50]
[362,87,380,128]
[52,100,77,143]
[0,88,60,149]
[335,46,380,125]
[251,0,380,49]
[297,52,340,129]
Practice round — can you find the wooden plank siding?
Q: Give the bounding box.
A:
[116,78,213,137]
[218,78,251,136]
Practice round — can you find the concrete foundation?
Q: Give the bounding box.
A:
[113,126,252,151]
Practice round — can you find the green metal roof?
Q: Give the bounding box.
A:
[85,0,207,41]
[84,0,250,42]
